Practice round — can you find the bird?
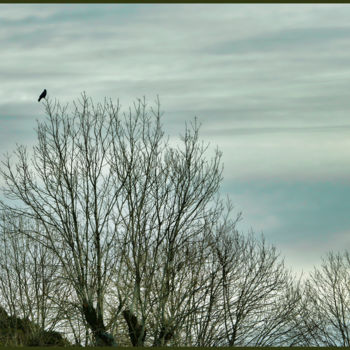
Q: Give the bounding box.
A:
[38,89,47,102]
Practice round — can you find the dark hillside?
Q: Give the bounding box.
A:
[0,306,70,347]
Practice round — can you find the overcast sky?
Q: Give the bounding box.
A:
[1,4,350,278]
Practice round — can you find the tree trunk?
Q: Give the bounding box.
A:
[82,300,117,346]
[152,323,174,347]
[122,309,146,347]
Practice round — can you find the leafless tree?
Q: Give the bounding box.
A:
[0,92,307,347]
[299,251,350,347]
[0,213,77,345]
[181,212,303,347]
[0,93,227,346]
[1,94,136,345]
[94,98,226,347]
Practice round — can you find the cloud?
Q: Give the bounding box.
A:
[1,3,350,181]
[1,4,350,277]
[209,26,350,55]
[223,179,350,277]
[281,229,350,279]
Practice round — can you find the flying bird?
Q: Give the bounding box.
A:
[38,89,47,102]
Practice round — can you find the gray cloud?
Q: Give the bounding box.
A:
[1,4,350,276]
[209,26,350,55]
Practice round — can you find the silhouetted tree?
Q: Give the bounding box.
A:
[299,251,350,347]
[0,94,225,346]
[0,93,304,347]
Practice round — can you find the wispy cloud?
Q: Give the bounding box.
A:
[1,4,350,274]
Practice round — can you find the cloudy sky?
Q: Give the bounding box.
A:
[1,4,350,278]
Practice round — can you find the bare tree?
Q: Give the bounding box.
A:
[182,215,303,347]
[299,251,350,347]
[0,213,75,345]
[0,94,135,346]
[94,98,226,347]
[1,92,305,347]
[0,93,227,346]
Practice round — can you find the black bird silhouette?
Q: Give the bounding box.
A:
[38,89,47,102]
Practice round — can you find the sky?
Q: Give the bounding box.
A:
[1,4,350,279]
